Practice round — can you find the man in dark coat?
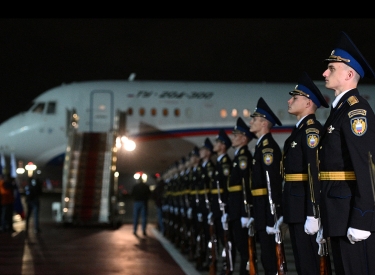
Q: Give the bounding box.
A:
[224,117,253,275]
[283,72,329,274]
[318,31,375,274]
[249,97,283,275]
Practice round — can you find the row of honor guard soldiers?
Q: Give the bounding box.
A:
[160,93,287,275]
[159,31,375,275]
[159,73,332,275]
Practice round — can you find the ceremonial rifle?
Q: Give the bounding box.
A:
[218,179,233,275]
[266,171,287,275]
[195,184,205,270]
[308,163,332,275]
[242,178,258,275]
[205,178,217,275]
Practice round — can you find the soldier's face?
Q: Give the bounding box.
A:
[231,133,245,148]
[287,95,310,116]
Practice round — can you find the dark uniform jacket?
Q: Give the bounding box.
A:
[283,114,322,223]
[211,154,232,219]
[189,164,202,219]
[197,159,215,217]
[227,145,253,221]
[251,133,283,231]
[319,89,375,237]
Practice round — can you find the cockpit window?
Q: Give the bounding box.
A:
[31,103,45,113]
[46,102,56,114]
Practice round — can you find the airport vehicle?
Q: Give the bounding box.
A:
[1,76,373,225]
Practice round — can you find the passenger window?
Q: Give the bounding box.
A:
[46,102,56,114]
[32,103,45,113]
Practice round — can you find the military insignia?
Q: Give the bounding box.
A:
[223,167,229,176]
[223,156,227,163]
[239,159,247,170]
[351,117,367,136]
[347,96,359,106]
[253,159,256,165]
[291,141,297,148]
[263,153,273,165]
[306,128,319,134]
[262,139,269,146]
[307,134,319,148]
[208,171,213,177]
[348,109,367,118]
[327,125,335,133]
[240,149,245,154]
[307,119,314,125]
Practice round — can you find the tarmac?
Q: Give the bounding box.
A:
[0,192,335,275]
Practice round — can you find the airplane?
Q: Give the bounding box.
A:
[0,75,374,193]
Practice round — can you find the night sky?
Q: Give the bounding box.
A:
[1,18,375,122]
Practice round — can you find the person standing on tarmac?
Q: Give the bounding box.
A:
[131,175,151,237]
[25,176,43,234]
[249,97,283,275]
[222,117,253,275]
[283,72,329,275]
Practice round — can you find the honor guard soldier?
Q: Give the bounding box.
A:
[318,31,375,274]
[211,129,233,274]
[174,157,187,248]
[197,137,215,270]
[283,72,329,275]
[249,97,283,275]
[223,117,254,275]
[187,146,201,262]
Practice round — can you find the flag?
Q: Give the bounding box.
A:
[10,153,17,179]
[0,152,5,176]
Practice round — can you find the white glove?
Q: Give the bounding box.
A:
[207,212,213,224]
[197,213,203,222]
[266,226,279,235]
[221,213,228,230]
[304,216,320,235]
[241,217,249,228]
[221,213,228,223]
[316,226,325,244]
[347,227,371,244]
[187,207,193,219]
[275,216,284,231]
[246,217,254,228]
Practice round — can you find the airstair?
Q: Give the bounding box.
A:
[60,110,126,228]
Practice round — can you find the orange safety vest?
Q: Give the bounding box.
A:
[0,179,14,205]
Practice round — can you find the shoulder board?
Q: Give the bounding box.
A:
[262,139,269,147]
[306,119,315,125]
[347,96,359,106]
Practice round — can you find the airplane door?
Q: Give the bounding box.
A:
[90,90,114,132]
